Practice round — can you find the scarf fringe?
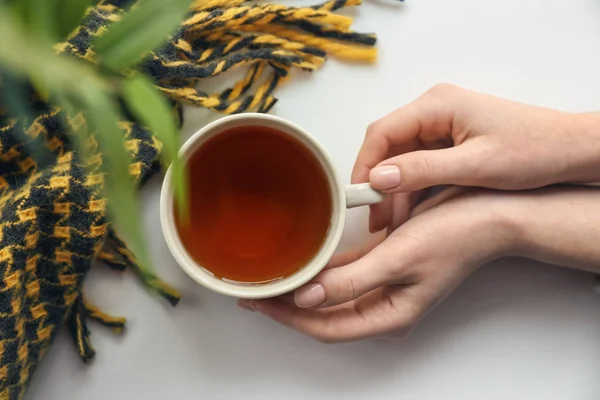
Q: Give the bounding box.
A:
[68,227,179,362]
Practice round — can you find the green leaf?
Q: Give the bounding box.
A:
[0,2,161,280]
[0,5,107,95]
[121,75,189,221]
[10,0,30,27]
[57,0,92,39]
[54,93,91,162]
[10,0,28,23]
[16,0,58,41]
[32,0,58,39]
[0,70,53,168]
[79,86,153,273]
[0,70,34,126]
[94,0,193,72]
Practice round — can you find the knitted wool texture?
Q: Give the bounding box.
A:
[0,0,379,398]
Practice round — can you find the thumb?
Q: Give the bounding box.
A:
[369,145,485,193]
[294,243,396,308]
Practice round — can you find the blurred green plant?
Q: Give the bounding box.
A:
[0,0,191,275]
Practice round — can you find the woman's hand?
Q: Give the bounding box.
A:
[357,84,600,233]
[240,186,600,343]
[238,188,520,342]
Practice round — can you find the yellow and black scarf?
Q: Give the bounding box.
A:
[0,0,382,398]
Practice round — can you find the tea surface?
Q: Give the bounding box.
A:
[175,125,333,283]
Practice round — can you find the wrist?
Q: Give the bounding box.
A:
[497,187,600,273]
[560,112,600,183]
[482,192,531,259]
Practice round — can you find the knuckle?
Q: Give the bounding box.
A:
[390,312,419,338]
[365,120,381,138]
[375,238,422,281]
[314,333,337,344]
[400,309,420,332]
[311,323,340,344]
[425,82,457,98]
[408,152,435,182]
[377,244,410,278]
[384,287,423,337]
[391,325,412,339]
[324,269,359,303]
[336,273,358,303]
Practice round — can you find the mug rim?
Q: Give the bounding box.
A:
[159,113,346,299]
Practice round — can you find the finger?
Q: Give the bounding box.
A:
[294,238,403,308]
[239,292,296,312]
[410,186,468,217]
[377,191,424,236]
[389,192,412,232]
[250,286,419,343]
[410,189,430,214]
[369,196,392,233]
[369,143,488,193]
[325,250,367,270]
[325,236,385,269]
[370,191,412,233]
[352,87,457,185]
[238,299,254,311]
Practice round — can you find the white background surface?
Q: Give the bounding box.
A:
[26,0,600,399]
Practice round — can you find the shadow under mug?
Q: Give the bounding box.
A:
[160,113,385,299]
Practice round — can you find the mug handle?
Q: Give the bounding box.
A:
[345,183,386,208]
[345,181,600,209]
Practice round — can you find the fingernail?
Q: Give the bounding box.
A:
[370,165,400,189]
[295,283,325,308]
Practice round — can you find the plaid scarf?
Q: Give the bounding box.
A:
[0,0,380,398]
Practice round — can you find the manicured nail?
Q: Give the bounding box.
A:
[370,165,400,189]
[295,283,325,308]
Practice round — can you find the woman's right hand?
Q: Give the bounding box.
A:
[241,185,600,343]
[355,84,600,232]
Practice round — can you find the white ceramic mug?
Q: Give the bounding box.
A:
[160,113,384,299]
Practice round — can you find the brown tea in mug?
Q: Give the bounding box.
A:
[175,125,333,284]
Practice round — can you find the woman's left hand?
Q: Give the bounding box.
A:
[238,187,520,342]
